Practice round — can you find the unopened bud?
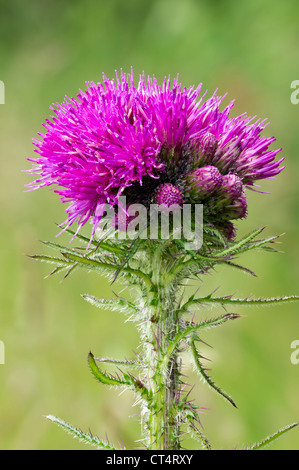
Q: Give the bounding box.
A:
[219,174,243,202]
[187,165,223,199]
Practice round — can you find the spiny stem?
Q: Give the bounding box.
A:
[142,246,181,450]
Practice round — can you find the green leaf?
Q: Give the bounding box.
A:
[235,233,282,255]
[190,340,237,408]
[163,313,240,369]
[244,422,299,450]
[62,251,152,288]
[185,421,212,450]
[212,227,266,258]
[46,414,117,449]
[170,229,281,282]
[63,226,97,245]
[64,226,126,256]
[88,351,132,387]
[203,224,227,248]
[221,260,257,277]
[28,254,72,266]
[62,251,115,271]
[41,240,81,256]
[184,418,213,450]
[88,352,148,398]
[182,294,299,311]
[94,357,139,368]
[61,262,78,280]
[112,237,143,283]
[82,294,139,317]
[29,252,79,280]
[44,265,70,279]
[178,397,212,450]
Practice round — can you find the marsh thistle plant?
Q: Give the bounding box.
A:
[26,69,298,450]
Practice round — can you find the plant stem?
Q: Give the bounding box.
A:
[141,245,181,450]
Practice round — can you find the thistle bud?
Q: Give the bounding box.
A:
[221,221,237,240]
[198,132,218,160]
[223,193,247,220]
[187,165,223,199]
[219,174,243,202]
[153,183,184,208]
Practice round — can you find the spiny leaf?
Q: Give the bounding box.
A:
[28,254,72,266]
[88,352,148,398]
[167,258,210,282]
[40,240,81,256]
[235,233,283,255]
[244,422,299,450]
[82,294,139,317]
[42,238,117,263]
[29,252,78,280]
[163,314,240,368]
[174,229,281,278]
[46,414,117,449]
[112,237,143,283]
[64,226,126,255]
[44,265,70,278]
[178,397,212,450]
[61,262,78,280]
[63,226,97,245]
[212,227,266,258]
[190,340,237,408]
[184,419,213,450]
[62,251,116,271]
[94,357,139,368]
[203,224,227,248]
[62,251,152,288]
[221,260,257,277]
[183,294,299,311]
[88,351,132,387]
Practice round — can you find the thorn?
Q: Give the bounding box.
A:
[184,384,195,400]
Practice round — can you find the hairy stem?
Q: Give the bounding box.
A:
[141,245,181,450]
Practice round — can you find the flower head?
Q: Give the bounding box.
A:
[27,69,284,240]
[154,183,184,208]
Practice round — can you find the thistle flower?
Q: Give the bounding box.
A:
[27,70,299,452]
[26,69,284,239]
[153,183,184,207]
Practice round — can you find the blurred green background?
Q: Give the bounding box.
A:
[0,0,298,450]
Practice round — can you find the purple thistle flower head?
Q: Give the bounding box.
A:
[26,68,284,240]
[154,183,184,208]
[27,70,164,235]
